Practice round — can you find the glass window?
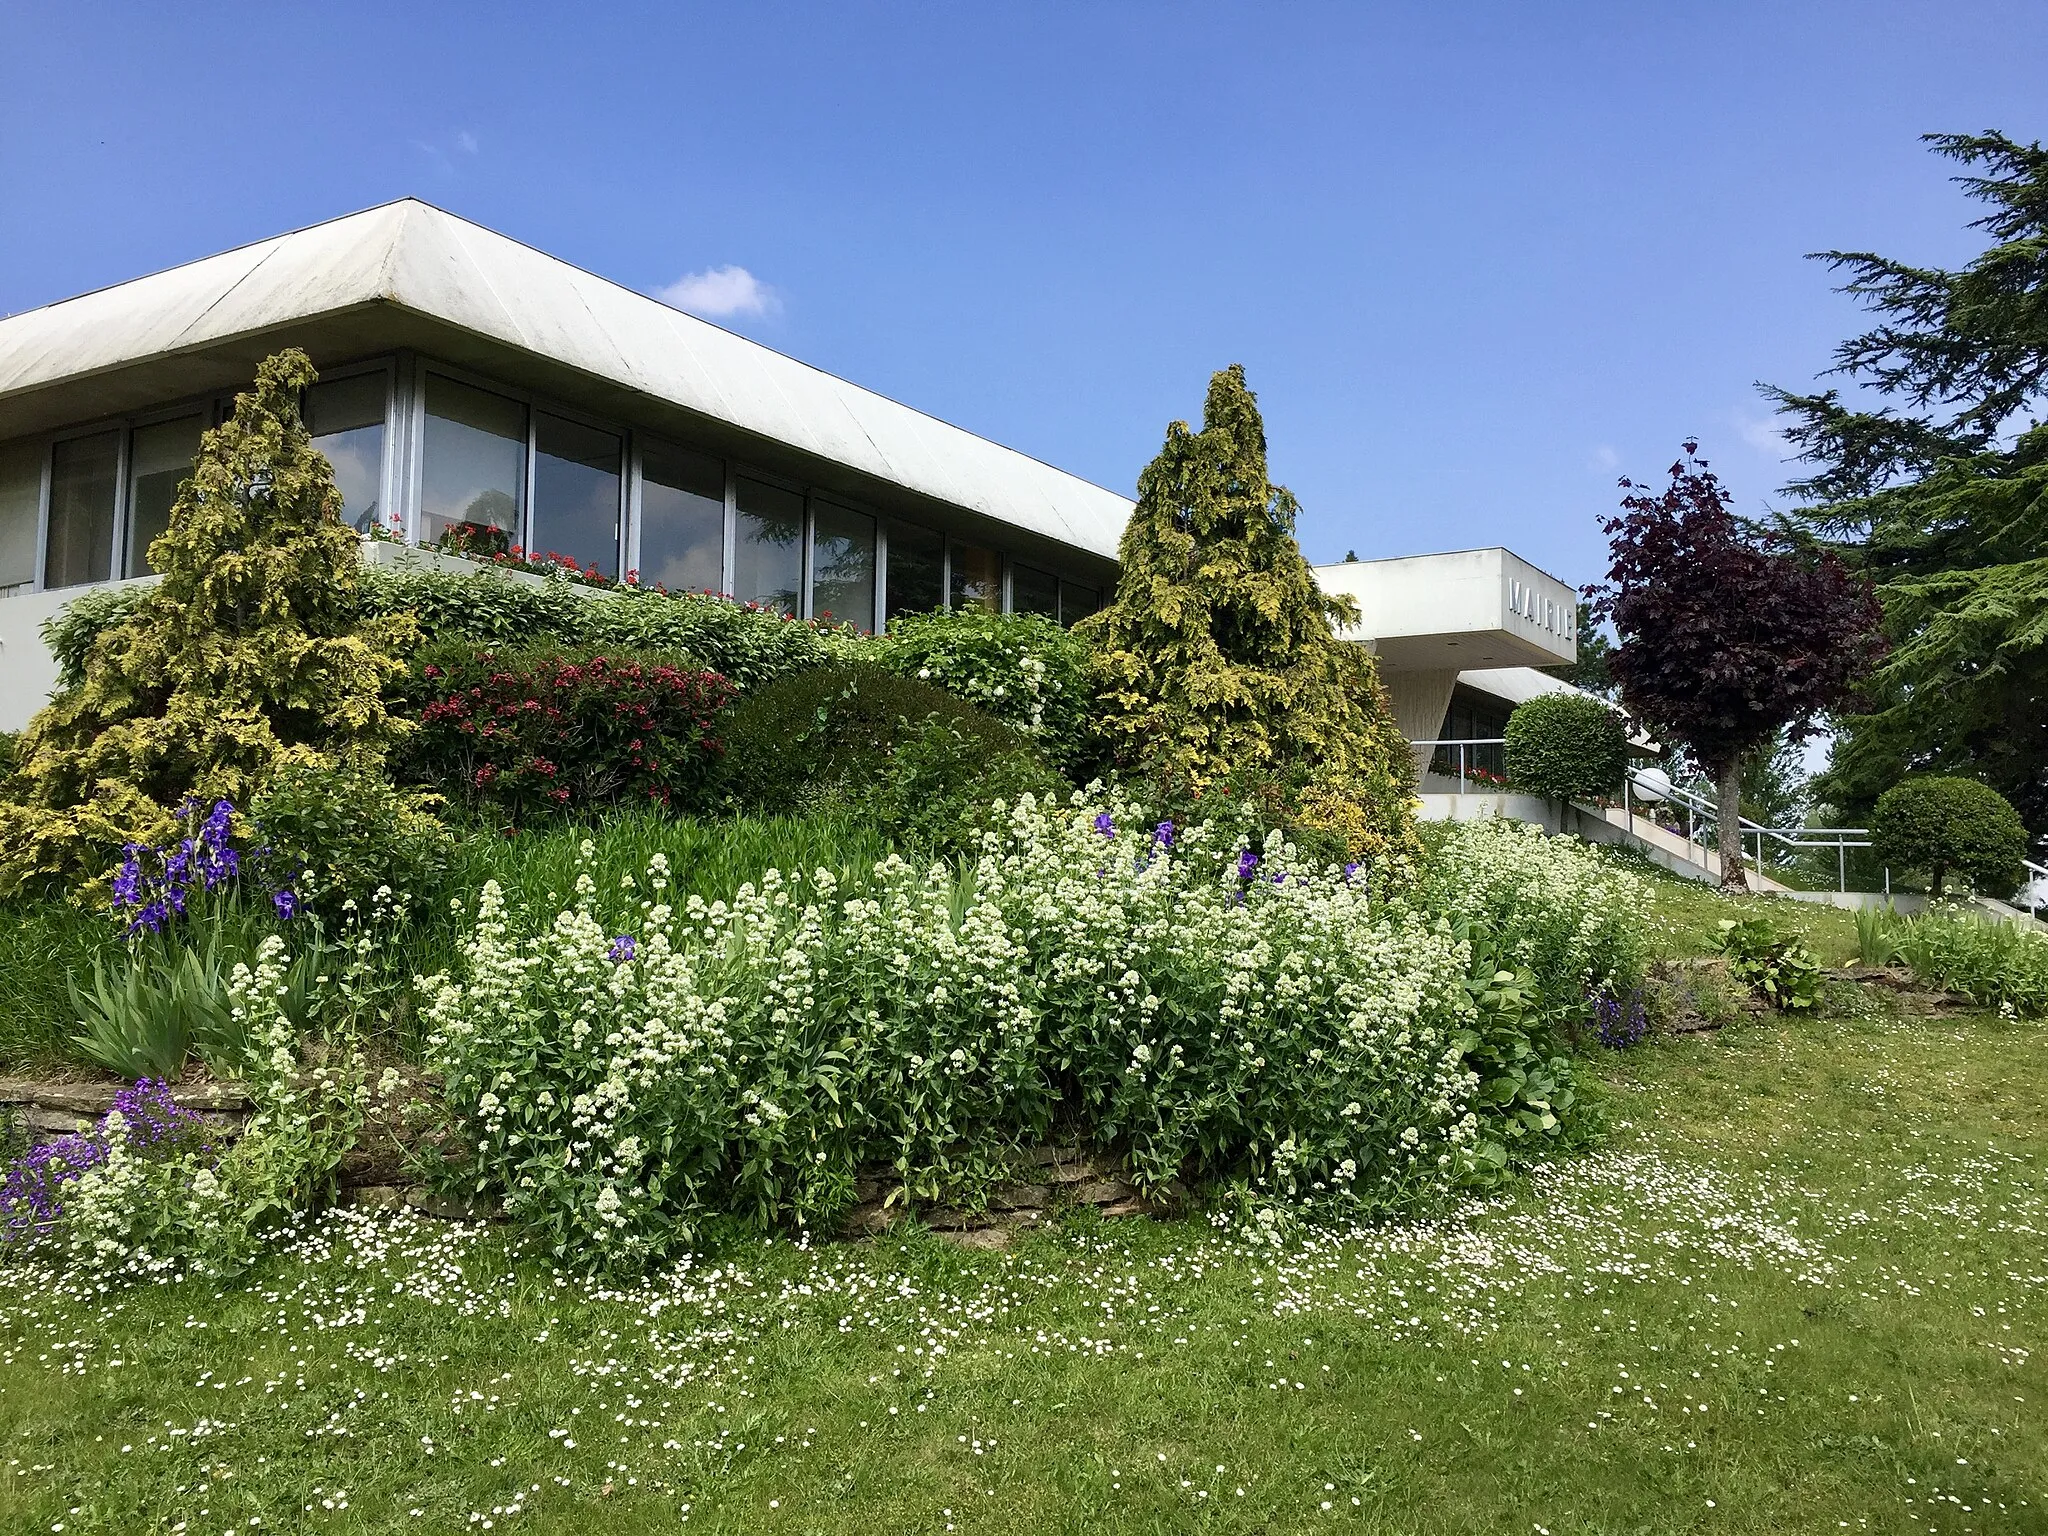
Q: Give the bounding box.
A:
[533,413,622,578]
[124,415,205,577]
[884,522,944,625]
[950,544,1001,612]
[45,431,119,589]
[638,440,725,593]
[1012,563,1058,619]
[1058,580,1102,626]
[305,373,388,534]
[733,477,804,616]
[0,439,41,594]
[810,501,876,632]
[421,375,527,552]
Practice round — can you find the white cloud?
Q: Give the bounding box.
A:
[414,129,480,175]
[657,265,779,320]
[1734,411,1789,459]
[1588,445,1620,473]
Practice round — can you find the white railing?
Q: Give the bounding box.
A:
[2023,857,2048,917]
[1621,772,1872,892]
[1414,739,1874,891]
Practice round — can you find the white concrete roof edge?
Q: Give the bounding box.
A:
[0,199,1135,560]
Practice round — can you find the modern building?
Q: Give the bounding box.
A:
[0,200,1585,743]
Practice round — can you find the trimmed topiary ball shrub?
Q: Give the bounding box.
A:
[718,664,1064,854]
[1503,691,1629,803]
[870,608,1095,773]
[395,643,735,828]
[1871,775,2028,897]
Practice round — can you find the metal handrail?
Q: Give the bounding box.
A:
[2024,857,2048,917]
[1413,738,1873,891]
[1622,772,1871,892]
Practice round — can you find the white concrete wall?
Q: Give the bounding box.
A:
[0,576,157,734]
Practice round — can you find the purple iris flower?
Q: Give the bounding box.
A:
[272,888,300,921]
[1342,861,1361,883]
[1093,811,1115,837]
[1153,820,1175,849]
[1236,849,1260,881]
[608,934,637,963]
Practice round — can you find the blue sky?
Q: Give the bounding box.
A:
[3,2,2043,585]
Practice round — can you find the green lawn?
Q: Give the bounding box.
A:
[5,960,2042,1532]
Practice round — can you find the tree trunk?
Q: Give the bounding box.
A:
[1716,756,1748,892]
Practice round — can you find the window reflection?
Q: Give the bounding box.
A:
[885,522,944,626]
[1011,563,1058,619]
[533,413,621,578]
[124,415,205,577]
[950,544,1001,612]
[734,477,804,616]
[305,373,388,534]
[421,375,527,552]
[0,439,40,594]
[810,501,875,632]
[639,441,724,593]
[45,432,120,589]
[1058,580,1102,626]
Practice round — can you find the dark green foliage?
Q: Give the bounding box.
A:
[717,664,1064,854]
[1871,775,2027,897]
[395,643,735,829]
[1770,133,2048,835]
[0,731,17,781]
[1715,917,1823,1011]
[248,762,456,918]
[0,350,417,891]
[1503,692,1628,802]
[1077,365,1415,815]
[870,607,1096,773]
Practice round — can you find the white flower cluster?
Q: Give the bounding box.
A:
[1421,817,1650,1009]
[51,935,367,1284]
[424,794,1500,1271]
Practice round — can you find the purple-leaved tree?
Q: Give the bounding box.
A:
[1586,442,1885,891]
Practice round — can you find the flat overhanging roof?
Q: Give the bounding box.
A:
[1314,547,1579,670]
[0,200,1136,563]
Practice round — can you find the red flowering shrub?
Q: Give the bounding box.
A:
[398,646,734,825]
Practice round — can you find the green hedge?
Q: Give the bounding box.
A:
[1503,692,1628,802]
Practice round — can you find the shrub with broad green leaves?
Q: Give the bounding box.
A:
[1714,916,1822,1010]
[1871,776,2028,898]
[1503,691,1629,803]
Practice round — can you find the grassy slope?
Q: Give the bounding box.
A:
[2,869,2041,1534]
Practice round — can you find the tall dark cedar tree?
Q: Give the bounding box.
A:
[1767,132,2048,837]
[1587,444,1884,890]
